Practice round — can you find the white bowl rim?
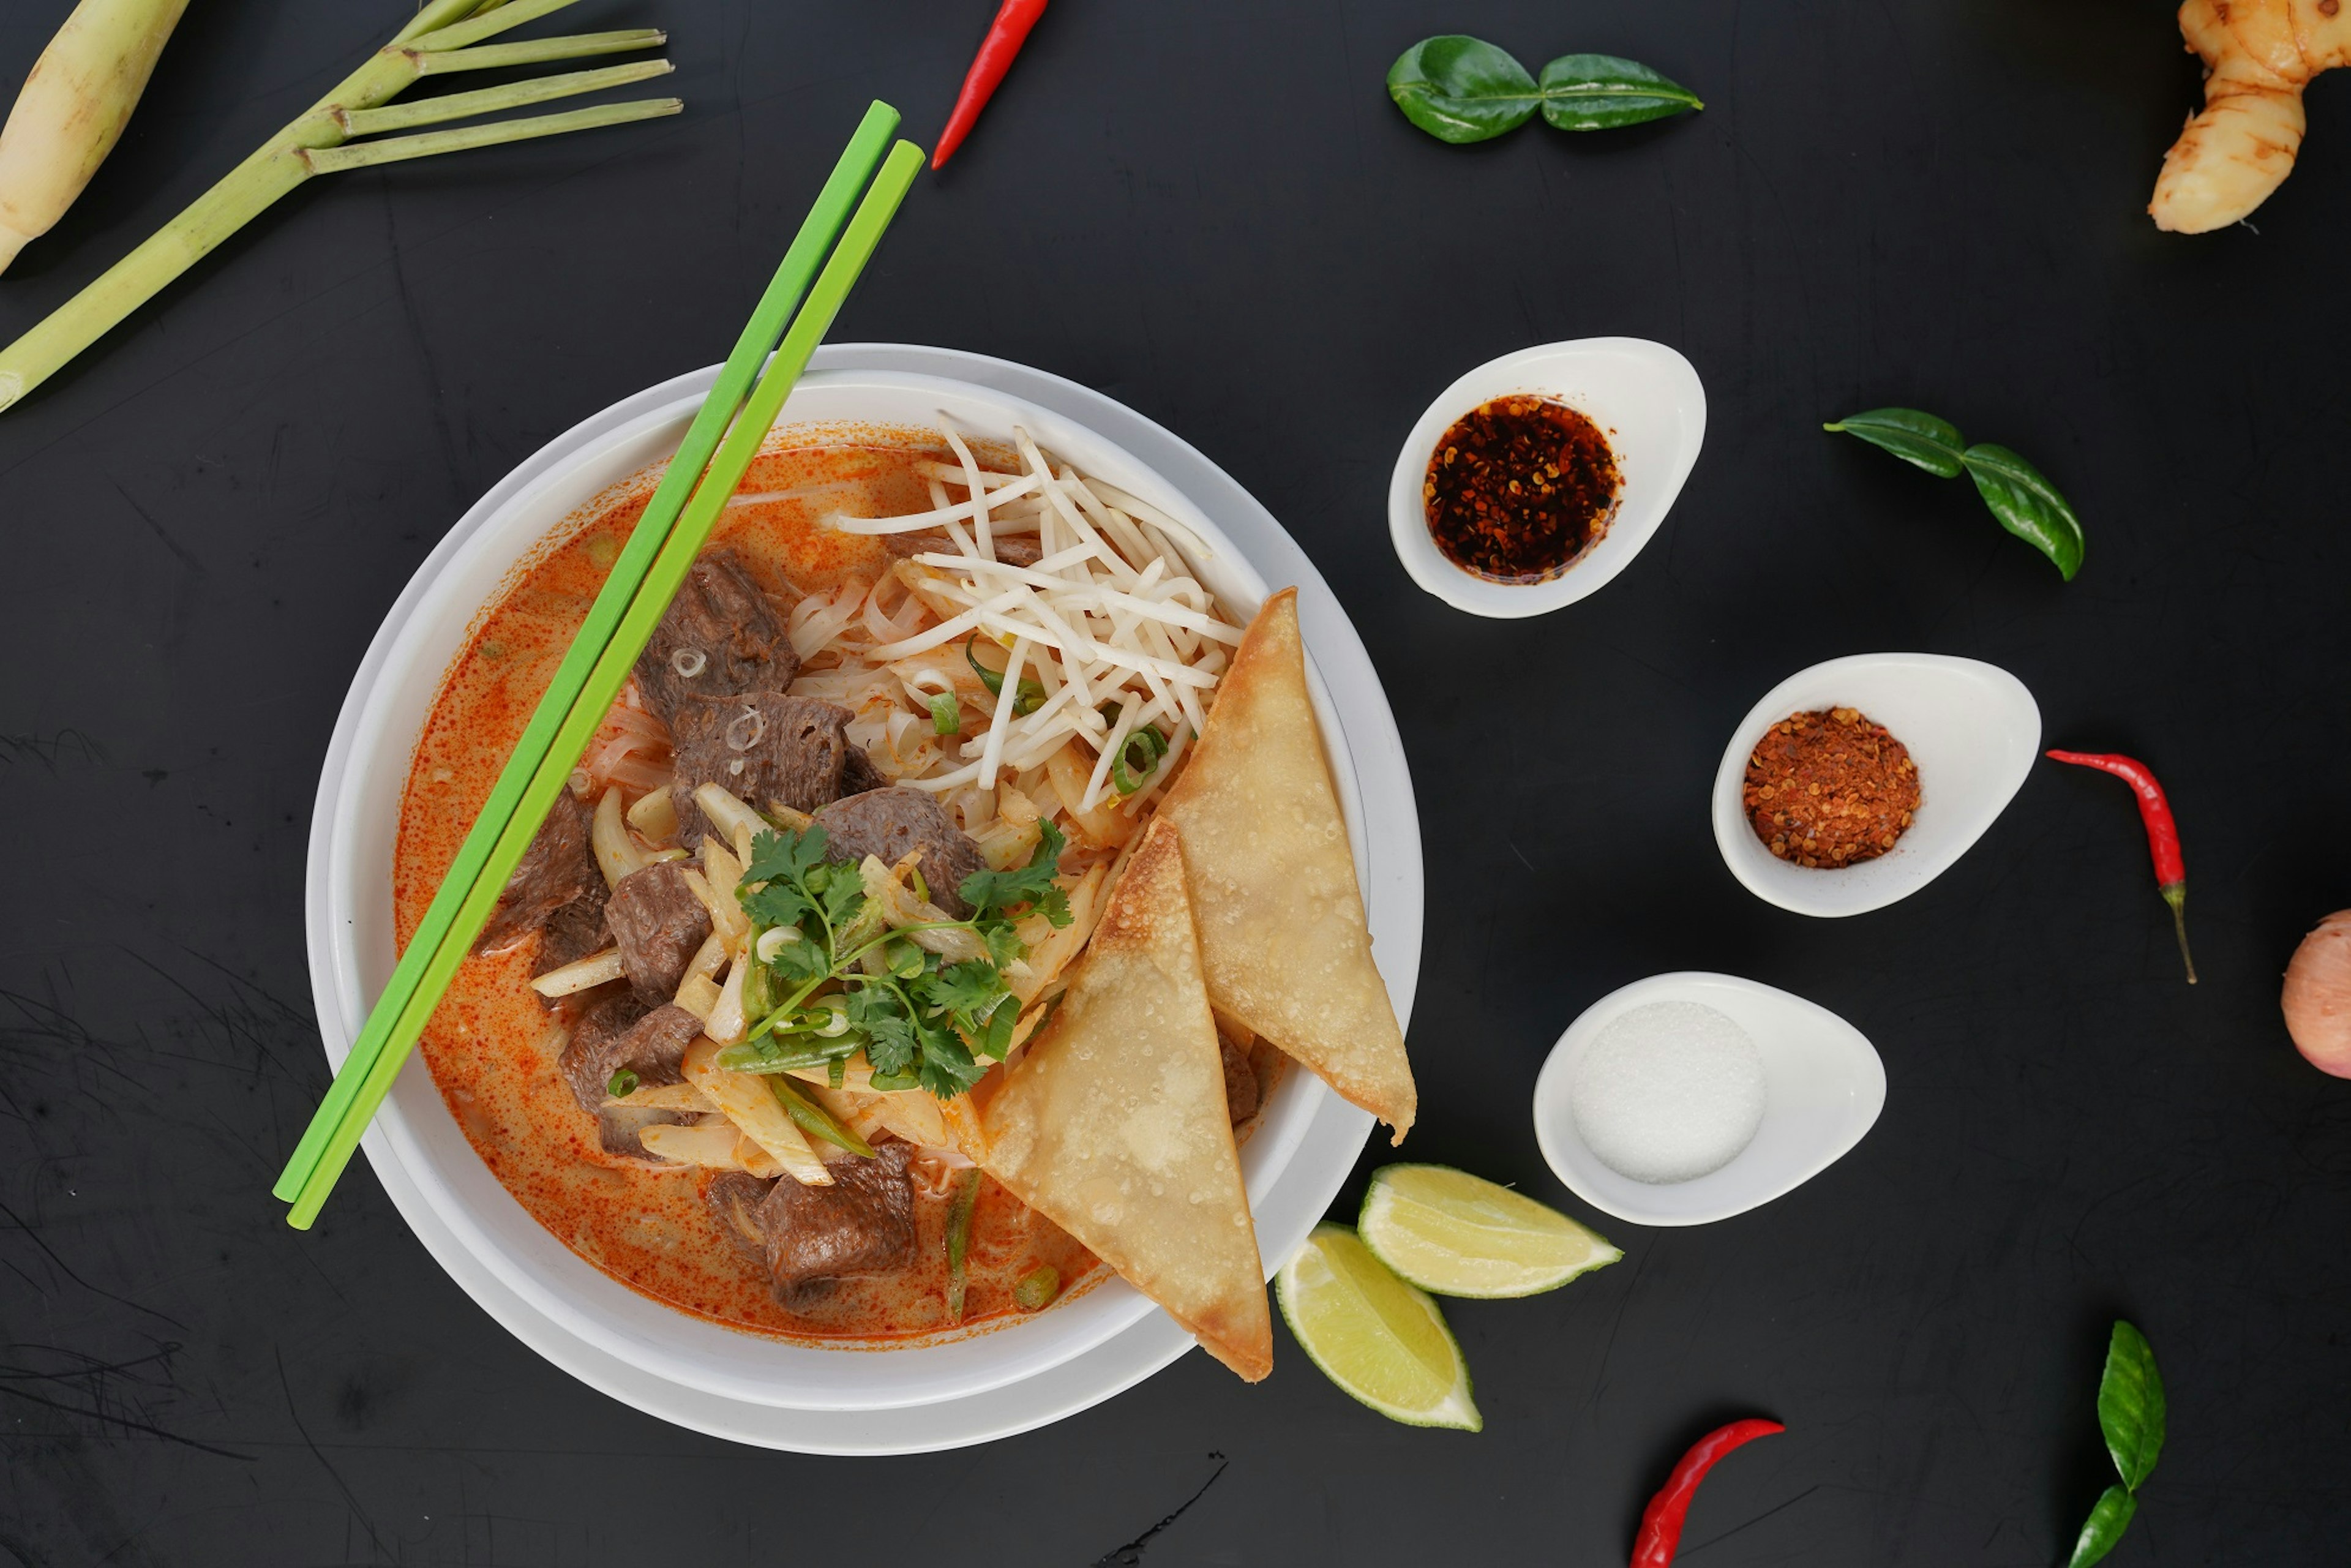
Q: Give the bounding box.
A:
[305,354,1419,1415]
[1709,651,2042,918]
[1531,970,1887,1227]
[1385,336,1706,619]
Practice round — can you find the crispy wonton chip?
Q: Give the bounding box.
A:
[980,817,1273,1381]
[1158,588,1416,1141]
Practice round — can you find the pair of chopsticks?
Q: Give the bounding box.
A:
[274,102,924,1229]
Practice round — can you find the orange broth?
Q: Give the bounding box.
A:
[395,438,1102,1343]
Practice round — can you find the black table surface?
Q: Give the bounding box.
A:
[6,1,2348,1561]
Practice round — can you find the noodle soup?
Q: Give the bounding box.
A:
[397,426,1269,1343]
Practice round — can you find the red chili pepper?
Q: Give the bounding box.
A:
[931,0,1050,171]
[2045,749,2195,985]
[1631,1418,1785,1567]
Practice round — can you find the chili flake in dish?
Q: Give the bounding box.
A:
[1742,707,1919,868]
[1422,394,1619,582]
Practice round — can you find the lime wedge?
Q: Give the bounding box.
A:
[1359,1164,1621,1299]
[1275,1223,1480,1430]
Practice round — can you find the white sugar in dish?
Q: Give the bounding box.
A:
[1570,1001,1766,1184]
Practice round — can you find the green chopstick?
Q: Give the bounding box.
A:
[276,111,920,1226]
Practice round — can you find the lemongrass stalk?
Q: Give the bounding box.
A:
[334,59,673,138]
[0,0,192,274]
[408,0,590,52]
[412,31,672,76]
[0,2,671,413]
[305,99,679,174]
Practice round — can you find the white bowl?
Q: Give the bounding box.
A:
[1711,653,2041,918]
[1532,972,1886,1227]
[1385,337,1705,618]
[307,353,1420,1423]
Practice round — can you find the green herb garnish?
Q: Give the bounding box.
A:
[717,819,1072,1100]
[606,1068,639,1098]
[928,691,962,735]
[1824,407,2086,580]
[965,631,1044,716]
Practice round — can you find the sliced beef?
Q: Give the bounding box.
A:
[531,882,610,978]
[474,789,601,953]
[754,1140,916,1297]
[670,692,857,846]
[707,1171,776,1262]
[814,787,986,918]
[606,860,713,1003]
[597,1101,692,1163]
[1220,1033,1261,1125]
[634,549,799,724]
[557,997,698,1112]
[839,743,889,797]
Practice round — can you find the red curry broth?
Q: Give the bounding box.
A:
[395,440,1101,1341]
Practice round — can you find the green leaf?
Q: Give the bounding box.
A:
[1535,54,1703,130]
[1824,407,1968,478]
[1961,442,2087,582]
[1387,36,1541,144]
[920,961,1007,1019]
[2066,1484,2137,1568]
[2097,1321,2165,1492]
[960,819,1071,926]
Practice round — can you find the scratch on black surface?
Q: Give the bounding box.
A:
[0,1192,189,1332]
[1585,1244,1652,1408]
[110,480,206,574]
[1678,1484,1823,1557]
[0,729,105,771]
[125,947,313,1082]
[1089,1452,1229,1566]
[0,1345,253,1462]
[277,1346,393,1563]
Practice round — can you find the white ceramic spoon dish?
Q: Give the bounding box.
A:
[1532,972,1885,1227]
[1712,653,2041,918]
[1387,337,1705,618]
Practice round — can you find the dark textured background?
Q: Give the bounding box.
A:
[5,0,2348,1561]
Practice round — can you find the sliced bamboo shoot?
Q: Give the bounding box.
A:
[683,1037,830,1184]
[530,946,624,997]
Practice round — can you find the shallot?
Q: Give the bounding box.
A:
[2281,911,2351,1078]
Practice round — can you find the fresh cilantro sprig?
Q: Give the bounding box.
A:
[717,820,1073,1099]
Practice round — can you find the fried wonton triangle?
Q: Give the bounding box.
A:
[980,817,1273,1382]
[1158,588,1416,1141]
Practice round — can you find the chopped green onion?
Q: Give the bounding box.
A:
[606,1067,639,1098]
[965,631,1043,715]
[885,937,926,979]
[945,1168,982,1322]
[767,1075,875,1158]
[1111,721,1169,795]
[928,691,961,735]
[828,1055,847,1089]
[1013,1264,1061,1311]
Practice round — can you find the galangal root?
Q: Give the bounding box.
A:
[2151,0,2351,232]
